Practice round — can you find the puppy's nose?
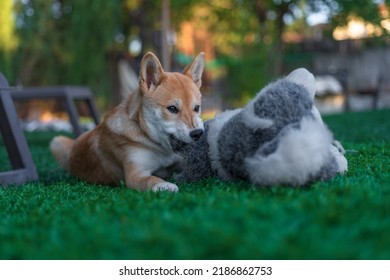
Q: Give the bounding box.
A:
[190,129,204,141]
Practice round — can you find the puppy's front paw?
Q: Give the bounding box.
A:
[151,182,179,193]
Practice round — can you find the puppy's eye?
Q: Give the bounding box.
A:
[167,106,179,114]
[194,105,200,113]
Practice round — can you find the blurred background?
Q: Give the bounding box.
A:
[1,0,390,123]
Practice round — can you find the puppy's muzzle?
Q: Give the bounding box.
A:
[190,129,204,141]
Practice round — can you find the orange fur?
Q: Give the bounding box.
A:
[50,52,205,192]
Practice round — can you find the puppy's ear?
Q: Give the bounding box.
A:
[183,52,205,88]
[139,52,165,93]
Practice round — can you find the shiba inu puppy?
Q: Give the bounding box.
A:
[50,52,205,192]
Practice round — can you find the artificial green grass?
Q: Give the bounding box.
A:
[0,109,389,260]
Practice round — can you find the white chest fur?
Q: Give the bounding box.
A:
[128,148,182,178]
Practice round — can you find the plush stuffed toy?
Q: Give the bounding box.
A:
[170,68,348,187]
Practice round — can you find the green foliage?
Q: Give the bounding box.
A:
[178,1,306,106]
[307,0,389,31]
[6,0,121,107]
[1,0,389,108]
[0,0,18,52]
[0,0,18,80]
[217,0,390,104]
[0,109,389,259]
[221,43,272,107]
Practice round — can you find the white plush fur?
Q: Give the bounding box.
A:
[245,116,333,186]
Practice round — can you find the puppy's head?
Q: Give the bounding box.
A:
[139,52,205,145]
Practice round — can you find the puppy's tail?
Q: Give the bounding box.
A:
[49,136,74,171]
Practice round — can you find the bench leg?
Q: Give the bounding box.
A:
[0,88,38,185]
[61,94,83,137]
[85,97,100,125]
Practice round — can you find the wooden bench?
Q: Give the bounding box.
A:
[0,73,38,186]
[1,73,102,186]
[11,86,101,136]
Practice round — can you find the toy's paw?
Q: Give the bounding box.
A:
[151,182,179,193]
[332,140,346,154]
[330,145,348,174]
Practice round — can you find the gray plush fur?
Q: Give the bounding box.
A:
[171,68,348,187]
[217,80,314,180]
[170,123,214,182]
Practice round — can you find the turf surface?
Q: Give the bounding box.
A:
[0,109,389,260]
